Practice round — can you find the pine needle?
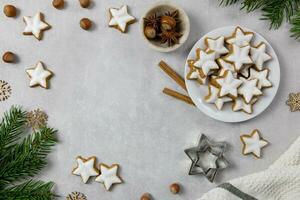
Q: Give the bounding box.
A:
[291,10,300,39]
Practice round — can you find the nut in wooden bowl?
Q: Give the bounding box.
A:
[140,1,190,53]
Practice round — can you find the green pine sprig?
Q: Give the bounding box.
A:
[0,106,58,199]
[219,0,300,40]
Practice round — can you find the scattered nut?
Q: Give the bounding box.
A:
[140,193,152,200]
[144,26,156,39]
[169,183,180,194]
[161,16,176,31]
[80,18,92,30]
[52,0,64,9]
[3,5,17,17]
[2,52,15,63]
[79,0,90,8]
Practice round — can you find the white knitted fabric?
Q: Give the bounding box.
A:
[199,136,300,200]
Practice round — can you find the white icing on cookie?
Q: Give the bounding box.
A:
[238,77,262,103]
[250,43,271,70]
[26,62,52,89]
[109,5,135,32]
[216,71,243,98]
[95,164,122,191]
[217,58,237,77]
[226,27,254,47]
[239,64,251,78]
[205,84,232,110]
[232,97,257,114]
[194,49,219,76]
[186,66,207,85]
[224,44,253,71]
[23,12,50,40]
[72,156,99,183]
[205,36,229,58]
[240,129,268,158]
[248,68,272,89]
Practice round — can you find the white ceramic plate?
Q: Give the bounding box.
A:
[184,26,280,123]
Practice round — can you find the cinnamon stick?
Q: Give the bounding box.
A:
[158,60,187,92]
[163,88,195,106]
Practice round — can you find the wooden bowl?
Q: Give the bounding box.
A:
[140,1,190,53]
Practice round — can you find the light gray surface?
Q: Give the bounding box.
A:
[0,0,299,199]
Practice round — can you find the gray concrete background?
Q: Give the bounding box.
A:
[0,0,299,199]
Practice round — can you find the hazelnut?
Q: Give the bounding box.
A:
[3,5,17,17]
[169,183,180,194]
[140,193,152,200]
[80,18,92,30]
[2,52,15,63]
[79,0,90,8]
[144,26,156,39]
[52,0,64,9]
[160,16,176,31]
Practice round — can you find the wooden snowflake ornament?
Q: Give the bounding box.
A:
[286,92,300,112]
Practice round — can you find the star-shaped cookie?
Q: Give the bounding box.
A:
[72,156,99,183]
[226,26,254,47]
[215,71,243,98]
[249,68,272,89]
[109,5,135,33]
[186,60,207,85]
[205,36,229,58]
[286,92,300,112]
[250,43,272,70]
[95,163,123,191]
[205,84,232,110]
[238,77,262,103]
[216,58,237,77]
[232,97,257,114]
[240,129,268,158]
[26,62,53,89]
[223,44,253,71]
[193,49,219,77]
[23,12,51,40]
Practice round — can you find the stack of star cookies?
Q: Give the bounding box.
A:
[186,26,272,114]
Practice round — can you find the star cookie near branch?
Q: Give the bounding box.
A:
[109,5,135,33]
[72,156,99,184]
[240,129,268,158]
[95,163,123,191]
[26,62,53,89]
[226,26,254,47]
[23,12,51,40]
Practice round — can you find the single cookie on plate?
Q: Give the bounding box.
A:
[238,77,262,104]
[232,97,257,114]
[95,163,123,191]
[186,60,207,85]
[216,58,237,77]
[108,5,135,33]
[72,156,99,183]
[214,71,243,99]
[250,42,271,70]
[23,12,51,40]
[205,84,232,110]
[226,26,254,47]
[223,44,253,72]
[248,68,272,89]
[240,129,268,158]
[193,49,219,77]
[205,36,229,58]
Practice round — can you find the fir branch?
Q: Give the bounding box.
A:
[0,106,27,153]
[219,0,240,6]
[291,10,300,39]
[0,180,56,200]
[0,127,57,188]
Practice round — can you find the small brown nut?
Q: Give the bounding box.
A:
[79,0,90,8]
[2,52,15,63]
[169,183,180,194]
[140,193,152,200]
[160,16,176,31]
[144,26,156,39]
[52,0,64,9]
[3,5,17,17]
[80,18,92,30]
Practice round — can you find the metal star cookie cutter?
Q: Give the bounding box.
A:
[185,134,229,182]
